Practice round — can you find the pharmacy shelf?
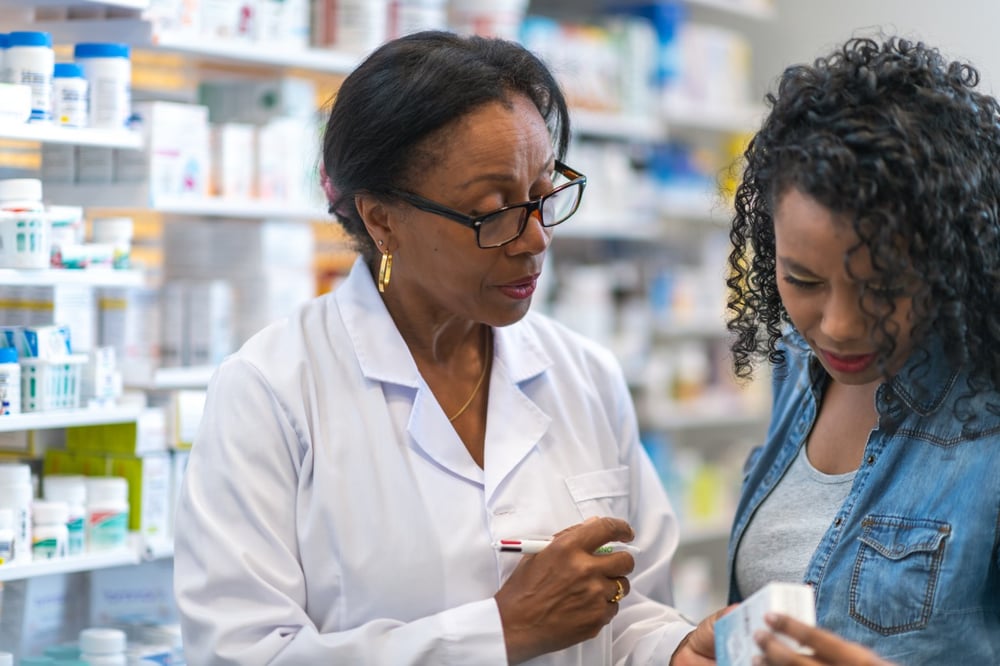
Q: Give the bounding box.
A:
[655,316,729,339]
[27,18,360,73]
[678,521,732,546]
[43,184,325,220]
[557,217,663,241]
[0,267,145,287]
[663,103,766,134]
[0,123,142,149]
[641,398,768,431]
[127,365,214,391]
[572,109,666,143]
[0,547,137,582]
[2,0,148,7]
[0,534,171,582]
[0,405,142,433]
[685,0,775,20]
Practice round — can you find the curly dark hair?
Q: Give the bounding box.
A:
[726,36,1000,390]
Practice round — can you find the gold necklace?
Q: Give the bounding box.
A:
[448,328,492,422]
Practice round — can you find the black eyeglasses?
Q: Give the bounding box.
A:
[387,160,587,248]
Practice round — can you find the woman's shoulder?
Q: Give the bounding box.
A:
[516,310,621,372]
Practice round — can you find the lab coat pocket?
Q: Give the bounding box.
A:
[565,466,629,520]
[849,515,950,635]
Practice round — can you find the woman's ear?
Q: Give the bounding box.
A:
[355,193,394,249]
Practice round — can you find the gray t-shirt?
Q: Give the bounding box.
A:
[735,445,856,598]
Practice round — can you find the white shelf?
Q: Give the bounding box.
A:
[0,547,138,582]
[642,398,767,431]
[678,520,732,546]
[28,18,360,73]
[0,267,145,287]
[0,404,142,432]
[0,123,142,149]
[685,0,775,19]
[663,103,766,134]
[43,184,325,219]
[655,316,729,339]
[4,0,148,7]
[572,109,666,142]
[128,365,214,390]
[0,534,173,582]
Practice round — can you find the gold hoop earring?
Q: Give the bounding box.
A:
[378,252,393,293]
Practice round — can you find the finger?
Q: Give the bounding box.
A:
[560,516,635,553]
[754,629,812,666]
[765,614,890,665]
[607,576,630,604]
[765,613,854,661]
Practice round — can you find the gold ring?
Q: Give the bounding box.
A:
[609,578,625,604]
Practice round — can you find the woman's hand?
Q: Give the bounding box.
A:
[670,605,733,665]
[755,613,895,665]
[494,517,636,664]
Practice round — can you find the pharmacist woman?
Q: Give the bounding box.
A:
[173,31,720,664]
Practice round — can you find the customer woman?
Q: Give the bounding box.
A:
[174,31,718,664]
[725,35,1000,664]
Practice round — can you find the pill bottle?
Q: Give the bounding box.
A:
[73,43,131,129]
[0,650,11,666]
[0,463,32,563]
[52,62,88,127]
[43,474,87,555]
[91,216,132,269]
[0,178,49,269]
[6,31,54,122]
[0,508,14,564]
[32,499,69,560]
[85,476,128,551]
[80,627,127,666]
[0,34,8,80]
[0,347,19,415]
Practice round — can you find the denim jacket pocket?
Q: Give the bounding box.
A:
[849,515,951,635]
[565,466,629,520]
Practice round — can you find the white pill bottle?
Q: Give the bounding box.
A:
[73,42,131,129]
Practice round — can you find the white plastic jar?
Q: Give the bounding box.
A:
[51,62,88,127]
[80,627,127,666]
[6,31,54,123]
[91,216,133,269]
[31,499,68,560]
[0,347,19,415]
[73,42,131,129]
[0,177,49,269]
[43,474,86,555]
[85,476,129,551]
[0,507,14,565]
[0,463,32,563]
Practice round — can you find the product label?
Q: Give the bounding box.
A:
[0,537,13,564]
[88,510,129,549]
[32,536,66,560]
[67,517,85,555]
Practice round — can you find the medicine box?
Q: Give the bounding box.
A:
[715,581,816,666]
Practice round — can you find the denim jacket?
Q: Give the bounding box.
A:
[727,331,1000,664]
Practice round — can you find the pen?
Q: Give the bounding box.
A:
[493,539,641,555]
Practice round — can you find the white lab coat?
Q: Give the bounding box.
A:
[174,258,693,665]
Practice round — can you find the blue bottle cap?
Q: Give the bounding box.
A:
[73,42,130,59]
[0,347,17,364]
[7,31,53,48]
[0,34,8,49]
[53,63,84,79]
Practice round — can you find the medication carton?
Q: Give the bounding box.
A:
[715,581,816,665]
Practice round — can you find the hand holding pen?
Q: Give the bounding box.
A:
[494,538,642,555]
[493,516,637,664]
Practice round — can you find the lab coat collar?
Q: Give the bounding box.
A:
[334,257,552,389]
[334,258,553,493]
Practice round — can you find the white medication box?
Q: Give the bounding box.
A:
[715,581,816,665]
